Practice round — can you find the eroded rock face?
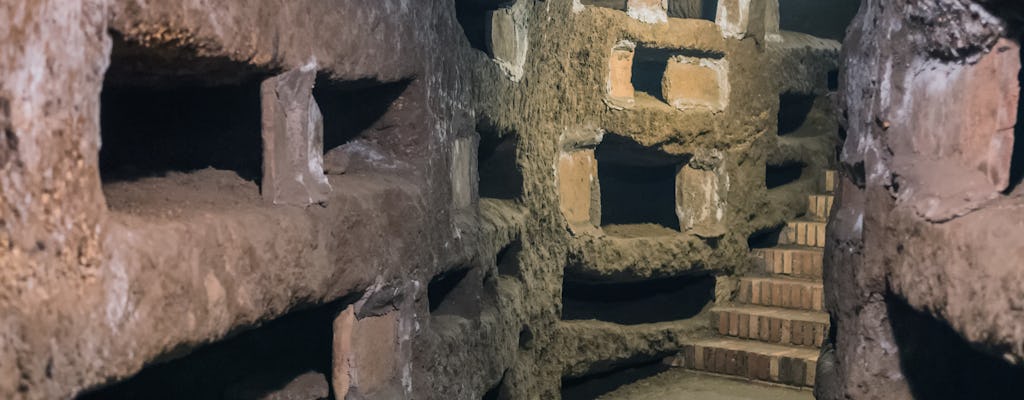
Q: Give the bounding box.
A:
[821,1,1024,398]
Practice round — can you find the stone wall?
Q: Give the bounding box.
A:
[820,0,1024,398]
[0,0,849,398]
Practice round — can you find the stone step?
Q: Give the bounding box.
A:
[806,194,834,221]
[737,277,824,312]
[712,305,829,348]
[677,337,819,388]
[780,220,827,248]
[752,246,823,279]
[822,170,837,194]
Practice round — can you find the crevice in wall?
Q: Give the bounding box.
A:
[887,295,1024,399]
[777,92,817,137]
[596,134,688,232]
[519,325,535,350]
[100,36,269,184]
[428,267,478,317]
[76,295,358,400]
[481,370,510,400]
[827,70,840,91]
[478,122,523,200]
[560,356,672,400]
[455,0,501,53]
[766,162,805,190]
[496,238,523,277]
[561,274,714,325]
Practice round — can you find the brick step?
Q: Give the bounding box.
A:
[780,220,827,248]
[677,337,819,388]
[752,246,823,279]
[737,277,824,311]
[712,305,829,348]
[806,194,834,221]
[822,170,837,194]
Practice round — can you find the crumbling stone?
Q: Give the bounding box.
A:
[333,306,403,400]
[627,0,668,24]
[606,40,637,109]
[261,67,332,206]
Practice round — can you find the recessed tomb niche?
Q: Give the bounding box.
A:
[477,121,523,200]
[610,43,727,110]
[766,162,806,190]
[560,273,715,325]
[100,35,268,188]
[777,92,829,137]
[596,134,688,234]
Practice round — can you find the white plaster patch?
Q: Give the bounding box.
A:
[627,0,668,24]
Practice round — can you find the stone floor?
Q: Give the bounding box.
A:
[600,369,814,400]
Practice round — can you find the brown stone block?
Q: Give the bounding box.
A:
[759,316,772,341]
[739,313,750,338]
[557,150,597,225]
[729,311,740,336]
[662,57,728,111]
[607,42,635,106]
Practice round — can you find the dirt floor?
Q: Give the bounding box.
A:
[600,369,814,400]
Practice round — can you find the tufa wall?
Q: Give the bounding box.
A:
[0,0,850,398]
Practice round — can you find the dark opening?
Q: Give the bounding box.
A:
[578,0,627,11]
[478,123,523,199]
[76,296,355,400]
[597,134,687,231]
[766,162,805,189]
[887,295,1024,399]
[631,45,723,103]
[482,370,511,400]
[560,357,671,400]
[561,274,715,325]
[778,0,859,41]
[314,77,411,155]
[1004,46,1024,194]
[455,0,510,53]
[519,325,535,350]
[747,224,786,249]
[667,0,716,19]
[100,36,269,183]
[700,0,719,20]
[496,239,523,277]
[428,267,476,316]
[778,93,817,136]
[827,70,840,91]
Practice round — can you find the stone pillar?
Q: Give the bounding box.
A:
[716,0,779,41]
[676,154,728,237]
[451,136,474,209]
[261,67,332,205]
[558,150,600,228]
[333,306,402,399]
[606,40,636,110]
[627,0,668,24]
[662,56,730,112]
[488,1,530,81]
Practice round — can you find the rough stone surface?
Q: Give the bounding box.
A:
[0,1,850,399]
[261,68,332,206]
[820,1,1024,399]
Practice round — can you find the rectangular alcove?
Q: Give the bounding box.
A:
[777,92,829,137]
[477,121,524,200]
[99,35,271,213]
[560,274,715,325]
[596,134,687,235]
[314,77,413,175]
[628,45,727,110]
[100,36,268,187]
[667,0,718,20]
[766,162,806,190]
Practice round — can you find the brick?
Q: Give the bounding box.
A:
[662,57,729,111]
[739,313,750,338]
[729,311,740,336]
[557,150,597,226]
[607,41,635,108]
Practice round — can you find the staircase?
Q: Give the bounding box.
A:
[676,170,836,388]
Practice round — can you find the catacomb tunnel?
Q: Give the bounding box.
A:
[9,0,1024,399]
